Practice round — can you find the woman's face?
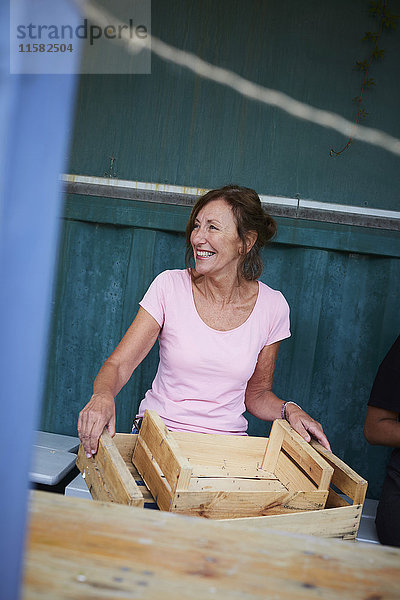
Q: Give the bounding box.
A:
[190,198,243,279]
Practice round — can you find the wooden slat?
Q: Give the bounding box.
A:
[113,432,137,463]
[187,477,286,493]
[261,419,285,473]
[76,432,144,507]
[325,488,352,509]
[77,436,156,504]
[310,440,368,505]
[76,445,115,503]
[173,431,273,477]
[172,489,328,518]
[282,437,330,489]
[221,504,363,540]
[172,430,268,470]
[270,420,334,490]
[187,463,275,478]
[96,431,144,505]
[133,436,173,511]
[111,435,155,505]
[261,419,334,491]
[173,489,295,518]
[275,450,317,492]
[135,410,192,492]
[280,490,328,513]
[172,430,268,450]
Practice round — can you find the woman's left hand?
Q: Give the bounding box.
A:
[285,403,331,451]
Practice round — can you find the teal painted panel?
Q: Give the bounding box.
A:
[42,221,136,434]
[64,194,190,233]
[68,0,400,210]
[42,209,399,499]
[276,219,400,260]
[114,227,158,431]
[64,194,400,258]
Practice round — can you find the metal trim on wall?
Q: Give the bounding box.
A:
[62,175,400,232]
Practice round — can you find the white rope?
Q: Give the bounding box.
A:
[75,0,400,157]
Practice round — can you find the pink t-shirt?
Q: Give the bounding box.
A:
[137,269,290,435]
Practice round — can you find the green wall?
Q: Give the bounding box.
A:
[42,1,400,500]
[69,0,400,209]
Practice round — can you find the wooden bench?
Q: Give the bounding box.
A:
[22,491,400,600]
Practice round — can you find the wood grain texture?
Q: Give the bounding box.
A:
[172,489,329,518]
[113,432,137,463]
[275,450,317,492]
[326,488,352,509]
[275,420,334,490]
[173,430,269,477]
[78,426,365,536]
[187,477,286,493]
[113,433,156,505]
[311,439,368,505]
[135,410,193,492]
[22,491,400,600]
[261,419,285,472]
[220,504,363,540]
[76,445,115,503]
[76,431,144,507]
[262,419,334,492]
[131,413,334,518]
[133,435,174,511]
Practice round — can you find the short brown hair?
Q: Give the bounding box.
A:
[185,185,277,280]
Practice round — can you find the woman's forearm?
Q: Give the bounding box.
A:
[92,359,127,399]
[245,387,331,450]
[370,420,400,447]
[245,389,283,421]
[364,407,400,447]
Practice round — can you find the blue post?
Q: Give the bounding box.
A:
[0,2,81,598]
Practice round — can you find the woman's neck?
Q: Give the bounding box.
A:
[192,270,248,306]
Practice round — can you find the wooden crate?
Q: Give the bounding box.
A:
[76,410,367,539]
[223,439,368,539]
[132,410,337,519]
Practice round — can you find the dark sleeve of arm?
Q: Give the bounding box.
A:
[368,335,400,412]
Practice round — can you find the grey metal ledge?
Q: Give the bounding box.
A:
[63,177,400,232]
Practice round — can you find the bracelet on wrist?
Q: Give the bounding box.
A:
[281,401,302,421]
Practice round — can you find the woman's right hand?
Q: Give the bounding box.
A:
[78,392,116,458]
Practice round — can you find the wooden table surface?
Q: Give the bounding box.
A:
[22,491,400,599]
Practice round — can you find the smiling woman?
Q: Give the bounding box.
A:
[78,185,331,457]
[186,186,276,281]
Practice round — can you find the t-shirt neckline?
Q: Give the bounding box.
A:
[187,270,260,333]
